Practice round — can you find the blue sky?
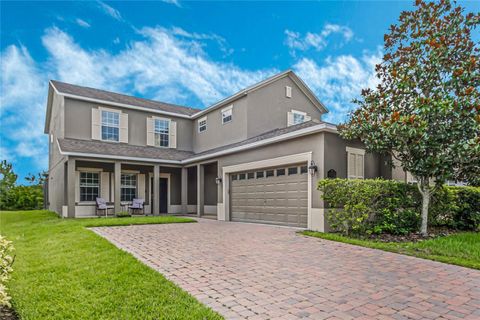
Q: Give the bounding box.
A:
[1,1,479,183]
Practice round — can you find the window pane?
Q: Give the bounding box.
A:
[154,119,169,147]
[80,172,99,201]
[276,168,285,176]
[101,111,120,141]
[198,119,207,132]
[266,170,274,177]
[256,171,264,178]
[300,166,308,174]
[222,109,232,123]
[239,173,246,180]
[121,174,137,202]
[231,174,238,181]
[293,113,305,124]
[247,172,255,179]
[288,167,298,175]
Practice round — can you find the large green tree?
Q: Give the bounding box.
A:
[340,0,480,235]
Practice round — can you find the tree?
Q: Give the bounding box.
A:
[0,160,18,207]
[339,0,480,235]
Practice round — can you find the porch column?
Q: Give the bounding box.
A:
[181,167,188,214]
[153,164,160,215]
[114,162,121,214]
[197,164,204,217]
[66,158,76,218]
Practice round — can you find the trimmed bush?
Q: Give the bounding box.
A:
[318,179,480,236]
[0,185,44,211]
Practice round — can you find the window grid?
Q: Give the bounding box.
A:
[198,119,207,132]
[80,172,99,202]
[293,112,305,125]
[121,174,137,202]
[222,109,232,124]
[101,111,120,141]
[154,119,170,147]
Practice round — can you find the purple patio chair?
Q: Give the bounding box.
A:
[96,197,114,217]
[129,198,145,215]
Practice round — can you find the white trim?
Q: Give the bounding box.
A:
[152,117,171,148]
[221,105,233,125]
[221,152,312,229]
[346,147,365,155]
[291,109,307,116]
[57,123,338,164]
[77,167,103,172]
[221,105,233,112]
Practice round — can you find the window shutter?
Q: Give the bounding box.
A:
[100,172,110,201]
[347,153,356,179]
[119,113,128,143]
[75,171,80,202]
[356,154,364,179]
[305,115,311,122]
[169,121,177,148]
[146,118,155,146]
[138,174,145,200]
[91,108,101,140]
[287,111,294,127]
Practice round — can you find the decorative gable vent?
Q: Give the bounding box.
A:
[285,86,292,98]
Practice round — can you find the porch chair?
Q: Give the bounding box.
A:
[129,198,145,215]
[95,197,114,217]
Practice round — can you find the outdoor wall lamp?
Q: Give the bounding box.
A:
[215,177,222,185]
[308,160,318,176]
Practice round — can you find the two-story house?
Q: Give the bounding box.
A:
[45,70,392,232]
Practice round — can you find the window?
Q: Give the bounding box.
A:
[231,174,238,181]
[154,119,170,147]
[121,173,137,202]
[101,110,120,141]
[292,111,305,125]
[276,168,285,176]
[222,105,233,124]
[239,173,246,180]
[266,170,274,177]
[347,147,365,179]
[300,166,308,174]
[288,167,298,175]
[256,171,264,178]
[285,86,292,98]
[198,117,207,133]
[80,172,99,202]
[247,172,255,179]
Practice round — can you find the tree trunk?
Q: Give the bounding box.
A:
[418,180,431,236]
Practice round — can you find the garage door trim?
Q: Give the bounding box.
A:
[221,152,313,229]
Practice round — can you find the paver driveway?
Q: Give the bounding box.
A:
[92,219,480,320]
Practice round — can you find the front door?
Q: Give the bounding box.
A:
[159,178,168,213]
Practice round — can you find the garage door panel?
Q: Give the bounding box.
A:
[231,164,307,228]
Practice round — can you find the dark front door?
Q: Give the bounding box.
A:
[159,178,168,213]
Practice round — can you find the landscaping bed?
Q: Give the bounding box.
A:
[0,210,222,320]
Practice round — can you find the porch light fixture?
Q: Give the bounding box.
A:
[308,160,318,176]
[215,177,222,185]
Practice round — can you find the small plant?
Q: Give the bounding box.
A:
[115,211,131,218]
[0,235,14,308]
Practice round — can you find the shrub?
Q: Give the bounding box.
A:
[319,179,480,236]
[0,185,44,211]
[0,235,14,308]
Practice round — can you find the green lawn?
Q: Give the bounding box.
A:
[0,210,222,320]
[301,230,480,270]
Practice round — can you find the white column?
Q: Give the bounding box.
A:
[153,165,160,215]
[114,162,121,214]
[196,164,204,217]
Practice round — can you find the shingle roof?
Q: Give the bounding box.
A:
[57,120,328,163]
[51,80,201,116]
[58,138,194,161]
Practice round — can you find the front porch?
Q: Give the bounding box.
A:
[63,158,219,218]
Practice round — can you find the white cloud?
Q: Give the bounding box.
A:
[75,18,91,28]
[285,24,354,55]
[160,0,181,7]
[294,48,382,123]
[97,1,122,21]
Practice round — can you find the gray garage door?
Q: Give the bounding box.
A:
[230,164,308,228]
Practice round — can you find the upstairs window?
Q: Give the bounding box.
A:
[222,105,233,124]
[101,110,120,141]
[154,119,170,147]
[80,172,99,202]
[121,173,137,202]
[198,117,207,133]
[293,111,306,125]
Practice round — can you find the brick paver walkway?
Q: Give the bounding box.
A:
[92,219,480,320]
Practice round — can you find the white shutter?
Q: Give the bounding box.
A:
[356,154,364,179]
[287,112,294,127]
[146,118,155,146]
[305,115,312,122]
[91,108,101,140]
[169,121,177,148]
[75,171,80,202]
[138,174,145,200]
[347,153,356,179]
[119,113,128,143]
[100,172,110,201]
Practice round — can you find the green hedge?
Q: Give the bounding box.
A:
[318,179,479,236]
[0,185,44,211]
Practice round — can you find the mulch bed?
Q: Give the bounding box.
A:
[367,227,458,243]
[0,306,19,320]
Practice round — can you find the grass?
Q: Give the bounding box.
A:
[301,230,480,270]
[0,210,223,320]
